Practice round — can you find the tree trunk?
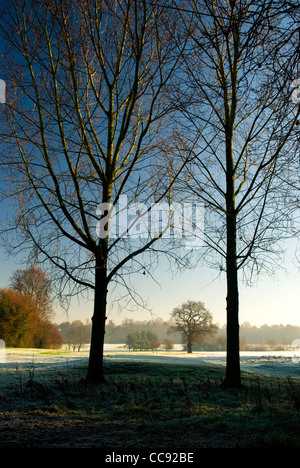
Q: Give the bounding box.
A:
[86,257,108,384]
[224,187,241,387]
[187,339,193,354]
[224,225,241,387]
[224,128,241,387]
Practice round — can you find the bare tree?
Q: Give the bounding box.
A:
[59,320,90,352]
[175,0,300,386]
[163,338,174,352]
[0,0,186,383]
[168,300,217,353]
[10,266,53,321]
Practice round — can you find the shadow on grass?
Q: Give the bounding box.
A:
[0,358,299,448]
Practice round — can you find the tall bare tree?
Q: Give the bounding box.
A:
[0,0,186,383]
[175,0,300,386]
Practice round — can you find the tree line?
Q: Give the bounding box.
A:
[58,318,300,352]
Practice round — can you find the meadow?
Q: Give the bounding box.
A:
[0,347,300,448]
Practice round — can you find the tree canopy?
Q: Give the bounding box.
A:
[10,265,53,321]
[126,330,160,351]
[168,300,218,353]
[0,0,186,383]
[0,288,62,348]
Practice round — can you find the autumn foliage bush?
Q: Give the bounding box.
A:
[0,288,63,348]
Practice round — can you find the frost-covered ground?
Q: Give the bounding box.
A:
[104,345,300,379]
[1,344,300,380]
[1,345,300,448]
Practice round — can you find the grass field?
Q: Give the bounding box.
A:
[0,348,300,448]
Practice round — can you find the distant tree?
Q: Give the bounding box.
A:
[104,317,181,344]
[163,338,174,352]
[0,288,63,349]
[126,331,138,351]
[59,320,90,351]
[149,336,160,352]
[126,330,159,351]
[10,266,53,321]
[168,301,217,353]
[0,288,40,347]
[33,321,63,350]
